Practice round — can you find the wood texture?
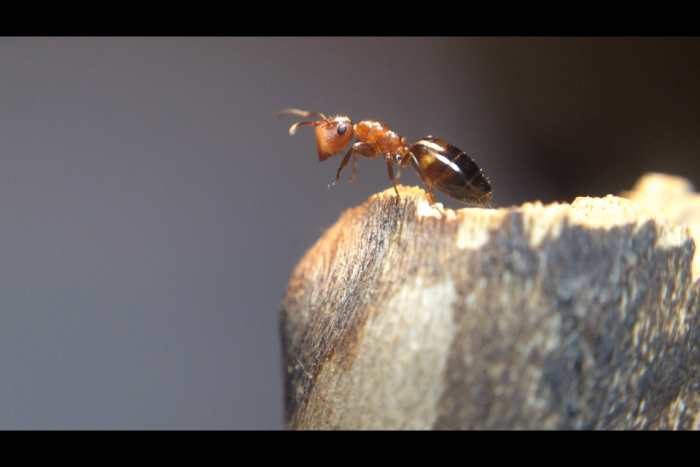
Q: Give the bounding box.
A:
[621,172,700,278]
[279,181,700,429]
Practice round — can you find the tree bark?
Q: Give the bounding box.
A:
[280,180,700,429]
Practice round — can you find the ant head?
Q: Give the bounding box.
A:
[315,116,354,161]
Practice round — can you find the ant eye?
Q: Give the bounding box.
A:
[337,123,348,135]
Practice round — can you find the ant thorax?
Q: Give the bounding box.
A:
[353,121,406,156]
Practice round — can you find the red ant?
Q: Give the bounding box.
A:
[277,109,491,206]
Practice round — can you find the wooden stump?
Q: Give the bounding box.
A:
[279,181,700,429]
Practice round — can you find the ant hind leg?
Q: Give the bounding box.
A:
[385,156,400,198]
[426,186,437,205]
[408,154,438,206]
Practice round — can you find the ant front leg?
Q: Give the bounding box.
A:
[331,142,378,186]
[330,145,356,187]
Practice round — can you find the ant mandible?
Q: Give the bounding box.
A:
[277,109,492,207]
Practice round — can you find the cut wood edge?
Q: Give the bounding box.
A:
[280,181,700,430]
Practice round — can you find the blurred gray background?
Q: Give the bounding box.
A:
[0,37,698,429]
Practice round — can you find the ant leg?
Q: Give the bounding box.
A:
[385,156,400,198]
[345,142,378,182]
[426,186,437,205]
[408,154,437,205]
[349,150,360,182]
[331,145,356,186]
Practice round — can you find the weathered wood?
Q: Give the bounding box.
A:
[279,182,700,429]
[621,172,700,278]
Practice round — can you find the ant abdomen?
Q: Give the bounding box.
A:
[408,137,491,206]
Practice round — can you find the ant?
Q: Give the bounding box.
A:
[277,109,491,207]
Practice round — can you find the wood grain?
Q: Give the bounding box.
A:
[280,182,699,429]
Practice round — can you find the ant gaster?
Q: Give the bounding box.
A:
[277,109,491,207]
